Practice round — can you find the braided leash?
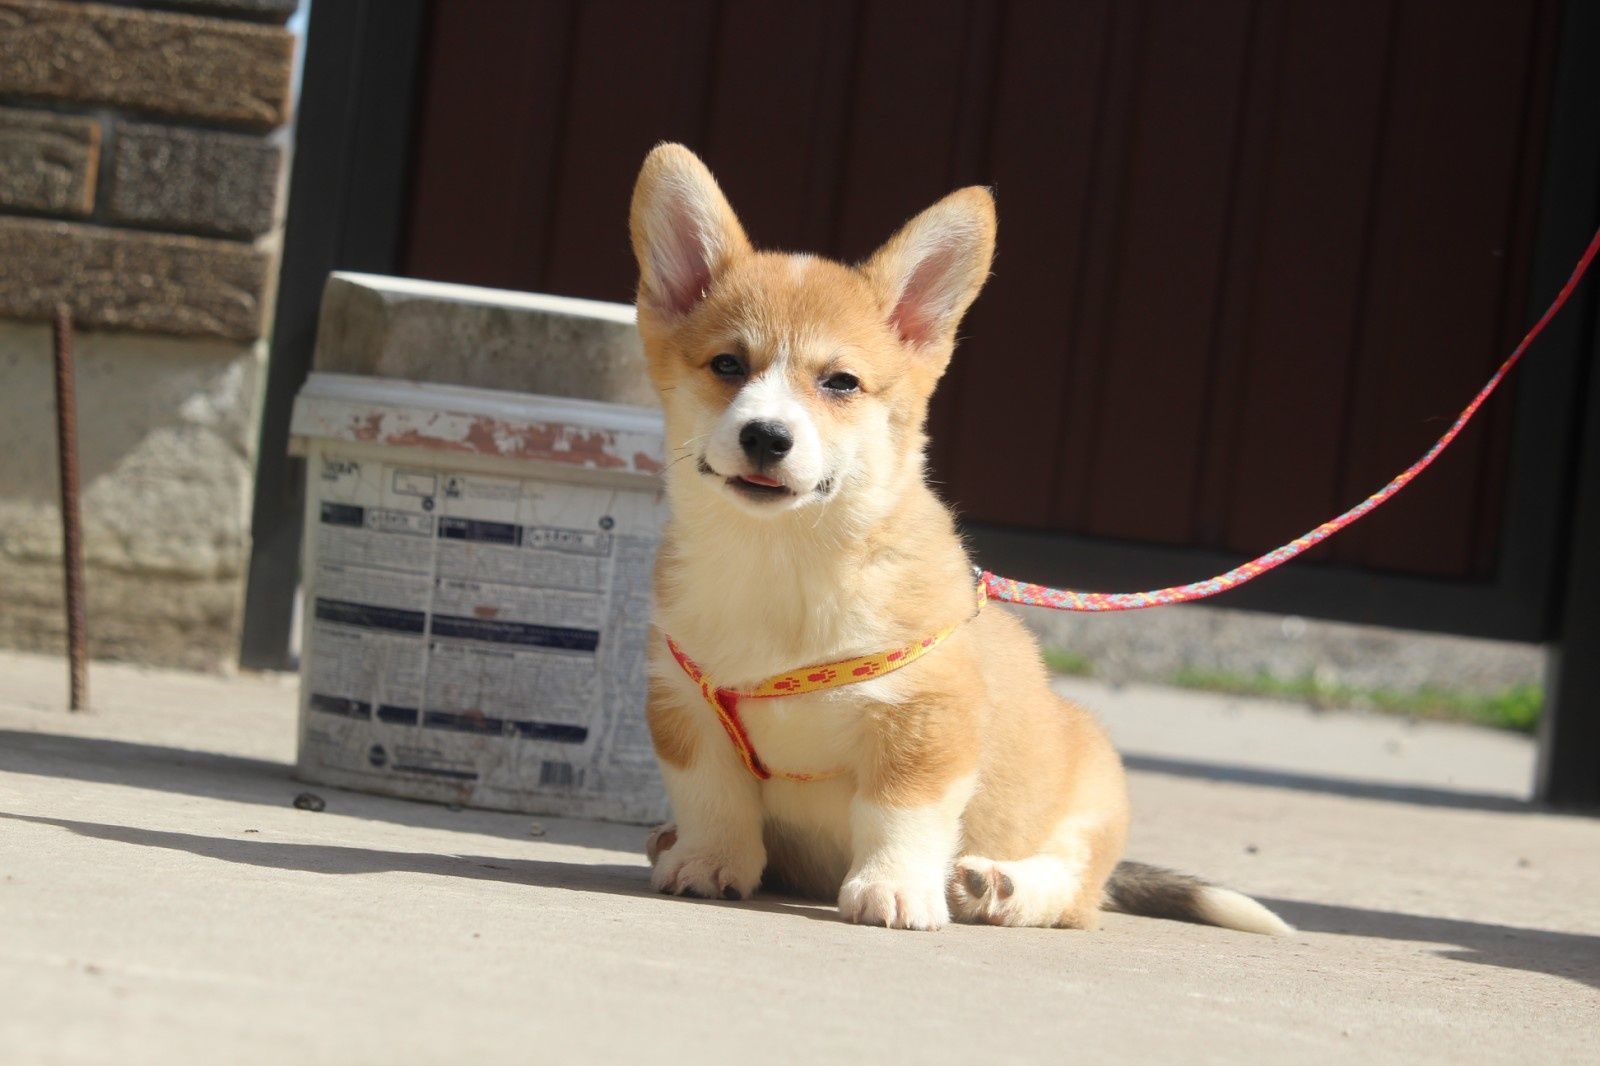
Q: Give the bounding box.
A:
[667,227,1599,782]
[982,226,1600,613]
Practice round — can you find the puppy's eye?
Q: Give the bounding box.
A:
[709,353,744,378]
[821,371,860,394]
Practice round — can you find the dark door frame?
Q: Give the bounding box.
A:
[241,0,1599,803]
[239,0,428,670]
[1532,0,1600,807]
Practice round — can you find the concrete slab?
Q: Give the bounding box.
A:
[1061,675,1539,801]
[312,272,654,406]
[1,650,1596,1064]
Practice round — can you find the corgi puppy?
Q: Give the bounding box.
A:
[630,143,1289,935]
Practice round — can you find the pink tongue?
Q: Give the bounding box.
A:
[741,474,783,487]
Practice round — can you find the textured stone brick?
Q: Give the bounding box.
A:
[0,217,272,340]
[0,105,99,214]
[0,560,248,670]
[0,1,295,129]
[0,284,264,670]
[152,0,297,23]
[109,122,284,238]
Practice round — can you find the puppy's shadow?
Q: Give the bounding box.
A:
[1261,896,1600,990]
[0,811,840,925]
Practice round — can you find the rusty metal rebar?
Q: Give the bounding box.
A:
[53,307,88,711]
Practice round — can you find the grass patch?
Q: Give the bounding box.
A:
[1041,648,1095,677]
[1168,668,1543,734]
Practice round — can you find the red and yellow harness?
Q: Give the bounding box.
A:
[664,579,986,783]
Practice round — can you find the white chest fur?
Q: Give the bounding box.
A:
[651,643,910,896]
[651,489,920,893]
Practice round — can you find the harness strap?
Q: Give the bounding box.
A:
[665,582,984,782]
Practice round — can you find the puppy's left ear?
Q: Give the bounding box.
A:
[630,143,752,321]
[863,187,996,351]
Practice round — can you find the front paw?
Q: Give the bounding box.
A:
[648,835,763,901]
[645,822,678,867]
[839,871,950,931]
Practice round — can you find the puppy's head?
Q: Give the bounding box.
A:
[630,144,994,521]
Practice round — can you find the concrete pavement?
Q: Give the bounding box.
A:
[1,650,1596,1064]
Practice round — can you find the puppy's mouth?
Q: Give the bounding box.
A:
[697,458,835,502]
[728,471,793,500]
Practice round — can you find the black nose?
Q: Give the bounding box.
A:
[739,420,793,466]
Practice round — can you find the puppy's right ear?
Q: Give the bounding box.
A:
[630,144,751,320]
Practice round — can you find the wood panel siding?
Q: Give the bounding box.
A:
[404,0,1558,583]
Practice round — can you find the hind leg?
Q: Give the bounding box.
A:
[949,854,1099,929]
[949,818,1119,929]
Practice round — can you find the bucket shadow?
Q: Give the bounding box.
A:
[0,810,841,926]
[0,727,644,850]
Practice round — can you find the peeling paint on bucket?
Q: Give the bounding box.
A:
[289,372,670,824]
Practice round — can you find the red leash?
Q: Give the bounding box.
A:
[983,226,1600,613]
[666,228,1598,784]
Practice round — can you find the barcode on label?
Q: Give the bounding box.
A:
[539,761,576,788]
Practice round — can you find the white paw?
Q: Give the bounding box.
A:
[644,822,678,867]
[648,833,763,901]
[949,856,1019,925]
[839,871,950,931]
[949,855,1088,928]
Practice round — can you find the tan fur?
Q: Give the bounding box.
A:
[628,144,1266,934]
[645,677,697,770]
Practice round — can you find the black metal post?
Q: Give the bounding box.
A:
[53,308,87,711]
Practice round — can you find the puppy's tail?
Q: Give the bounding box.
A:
[1104,861,1294,937]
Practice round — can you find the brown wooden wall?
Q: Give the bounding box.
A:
[403,0,1558,581]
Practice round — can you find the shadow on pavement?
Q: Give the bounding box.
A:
[8,728,1598,987]
[1263,897,1600,991]
[0,728,643,851]
[3,729,1553,834]
[1123,754,1539,813]
[6,810,1595,988]
[0,811,840,926]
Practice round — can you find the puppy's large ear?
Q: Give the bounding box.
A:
[863,187,996,350]
[630,143,752,319]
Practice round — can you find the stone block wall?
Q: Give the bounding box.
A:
[0,0,298,670]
